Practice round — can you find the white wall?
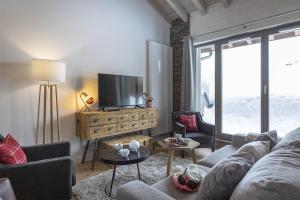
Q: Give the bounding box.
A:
[191,0,300,38]
[0,0,170,160]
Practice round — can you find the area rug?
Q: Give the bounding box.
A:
[73,152,192,200]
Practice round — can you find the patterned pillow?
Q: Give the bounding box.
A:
[255,130,278,149]
[0,134,27,164]
[177,115,198,132]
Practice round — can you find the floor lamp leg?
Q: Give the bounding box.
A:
[42,85,47,144]
[55,85,61,142]
[50,85,54,143]
[36,85,42,144]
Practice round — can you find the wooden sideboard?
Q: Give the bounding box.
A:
[76,108,158,169]
[76,108,158,140]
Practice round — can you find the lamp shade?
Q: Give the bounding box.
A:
[32,59,66,84]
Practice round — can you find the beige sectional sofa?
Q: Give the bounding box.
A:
[116,128,300,200]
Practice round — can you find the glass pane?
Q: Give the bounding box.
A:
[269,29,300,137]
[195,45,215,124]
[222,37,261,134]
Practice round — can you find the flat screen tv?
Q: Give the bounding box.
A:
[98,73,144,108]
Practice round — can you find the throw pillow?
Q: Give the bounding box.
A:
[177,115,198,132]
[0,134,27,164]
[197,152,255,200]
[255,130,278,149]
[237,141,270,161]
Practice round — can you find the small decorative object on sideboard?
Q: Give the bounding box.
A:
[143,92,153,108]
[129,140,140,152]
[80,92,94,112]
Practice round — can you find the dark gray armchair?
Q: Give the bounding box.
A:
[172,112,216,152]
[0,142,76,200]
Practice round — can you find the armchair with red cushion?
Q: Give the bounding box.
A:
[0,139,76,200]
[172,112,216,152]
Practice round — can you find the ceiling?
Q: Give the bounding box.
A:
[148,0,231,23]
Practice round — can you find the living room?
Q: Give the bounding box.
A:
[0,0,300,199]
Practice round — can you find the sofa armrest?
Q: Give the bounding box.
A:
[174,122,186,137]
[117,180,175,200]
[0,157,73,200]
[232,133,248,147]
[23,142,70,161]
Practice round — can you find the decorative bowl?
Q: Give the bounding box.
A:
[120,149,130,157]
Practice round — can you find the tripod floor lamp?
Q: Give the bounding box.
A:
[32,59,66,144]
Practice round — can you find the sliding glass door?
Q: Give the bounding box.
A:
[269,28,300,137]
[221,37,262,134]
[195,22,300,139]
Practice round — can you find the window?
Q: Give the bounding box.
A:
[195,45,215,124]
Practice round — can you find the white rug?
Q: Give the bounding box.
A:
[73,152,192,200]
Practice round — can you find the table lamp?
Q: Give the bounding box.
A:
[32,59,66,144]
[80,92,94,112]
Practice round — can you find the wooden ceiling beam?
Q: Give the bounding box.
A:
[221,0,231,8]
[191,0,207,15]
[165,0,188,22]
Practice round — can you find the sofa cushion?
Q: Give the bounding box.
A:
[185,132,212,145]
[198,152,255,200]
[117,180,175,200]
[237,141,270,161]
[230,147,300,200]
[254,130,278,149]
[152,165,210,200]
[272,127,300,151]
[197,145,238,168]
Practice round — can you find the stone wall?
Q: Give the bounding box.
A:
[170,18,190,111]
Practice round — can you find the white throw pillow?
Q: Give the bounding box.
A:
[237,141,270,161]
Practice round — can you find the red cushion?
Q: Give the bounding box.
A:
[0,134,27,164]
[177,115,198,132]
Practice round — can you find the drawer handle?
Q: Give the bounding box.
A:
[142,123,144,125]
[108,118,112,121]
[141,115,144,117]
[94,119,99,122]
[108,127,113,131]
[94,129,101,133]
[132,123,136,126]
[121,125,125,128]
[131,116,135,118]
[121,117,124,120]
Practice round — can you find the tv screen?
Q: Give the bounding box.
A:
[98,74,143,107]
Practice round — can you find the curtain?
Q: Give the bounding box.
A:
[180,36,196,111]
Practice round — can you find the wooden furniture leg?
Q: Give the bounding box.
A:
[167,149,174,177]
[191,149,197,164]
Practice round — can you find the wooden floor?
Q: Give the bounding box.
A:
[76,148,212,182]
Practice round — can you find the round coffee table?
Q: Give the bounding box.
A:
[99,147,150,197]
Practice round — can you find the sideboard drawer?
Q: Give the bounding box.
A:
[140,119,149,129]
[128,113,139,121]
[103,114,116,124]
[88,126,109,138]
[148,119,157,128]
[117,122,130,132]
[129,121,140,130]
[117,114,129,123]
[139,111,149,119]
[89,115,105,126]
[104,124,117,135]
[148,110,157,118]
